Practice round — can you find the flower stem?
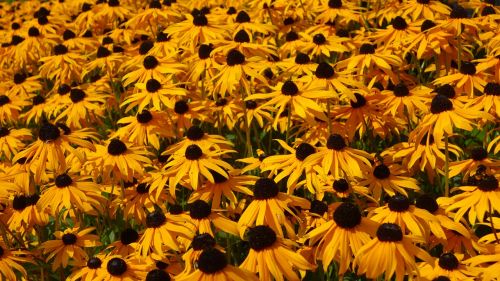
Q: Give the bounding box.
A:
[444,132,450,197]
[327,99,332,135]
[286,103,292,144]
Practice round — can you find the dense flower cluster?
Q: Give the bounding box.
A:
[0,0,499,280]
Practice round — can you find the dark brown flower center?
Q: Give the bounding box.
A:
[97,46,111,58]
[186,126,204,140]
[193,14,208,26]
[143,56,159,69]
[438,253,459,270]
[247,225,276,250]
[107,258,127,276]
[120,228,139,245]
[415,194,438,214]
[55,173,73,188]
[460,61,476,75]
[146,79,161,92]
[450,5,468,19]
[313,34,326,45]
[430,95,453,114]
[0,127,9,138]
[421,19,436,32]
[388,194,411,212]
[189,200,211,219]
[373,164,390,179]
[350,93,367,108]
[146,269,170,281]
[226,49,245,66]
[198,44,213,59]
[197,248,227,273]
[70,89,86,103]
[146,210,167,228]
[328,0,342,8]
[310,200,328,216]
[14,73,27,84]
[281,80,299,96]
[54,44,68,55]
[191,233,216,250]
[393,83,409,97]
[286,31,299,42]
[435,84,455,98]
[295,143,315,160]
[39,123,61,141]
[236,11,250,23]
[33,95,45,105]
[108,139,127,155]
[333,202,362,228]
[376,223,403,241]
[484,82,500,96]
[327,134,346,150]
[253,178,279,199]
[392,16,408,30]
[137,110,153,124]
[174,100,189,114]
[63,29,76,40]
[359,43,375,54]
[295,52,310,64]
[87,257,102,269]
[470,147,487,161]
[333,179,349,192]
[62,233,77,245]
[58,84,71,95]
[245,100,257,109]
[0,95,10,106]
[315,62,335,79]
[234,29,250,43]
[185,144,203,160]
[478,175,498,191]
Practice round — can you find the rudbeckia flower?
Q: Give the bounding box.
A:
[410,94,492,147]
[39,44,87,85]
[261,140,319,195]
[163,142,234,190]
[353,223,433,281]
[13,122,96,183]
[299,32,348,58]
[418,252,480,281]
[122,77,187,112]
[68,255,106,281]
[122,54,185,87]
[187,199,239,236]
[188,169,255,208]
[6,192,48,233]
[0,126,31,159]
[302,202,378,274]
[433,61,488,97]
[0,240,32,281]
[378,82,432,122]
[449,146,499,180]
[94,0,131,24]
[107,228,140,256]
[237,178,310,239]
[447,174,500,223]
[179,233,220,276]
[94,255,150,281]
[40,226,101,270]
[404,19,453,60]
[247,80,330,122]
[369,194,438,240]
[359,162,420,200]
[466,245,500,281]
[0,93,29,124]
[239,225,315,281]
[86,138,152,183]
[136,208,194,256]
[303,133,372,179]
[438,5,478,36]
[313,0,361,25]
[37,172,104,218]
[114,182,168,224]
[55,87,107,129]
[113,109,172,150]
[6,72,43,98]
[125,1,177,33]
[400,0,451,21]
[177,248,258,281]
[465,82,500,118]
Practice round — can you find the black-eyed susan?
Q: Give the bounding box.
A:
[0,93,29,124]
[177,248,259,281]
[107,228,140,256]
[418,252,480,281]
[38,44,87,85]
[113,109,172,150]
[123,77,187,112]
[86,138,152,183]
[465,82,500,118]
[163,142,234,190]
[378,82,433,122]
[433,61,488,97]
[404,19,454,60]
[22,94,52,124]
[447,174,500,223]
[93,254,151,281]
[237,178,310,239]
[37,172,104,218]
[302,202,378,274]
[115,182,168,224]
[400,0,451,21]
[239,225,316,281]
[211,49,267,97]
[303,133,372,179]
[6,72,43,98]
[449,146,499,180]
[6,192,48,234]
[136,208,194,256]
[261,140,319,195]
[299,32,348,58]
[410,94,492,147]
[187,199,239,236]
[0,126,31,159]
[0,239,32,281]
[179,233,219,276]
[359,162,420,200]
[13,122,96,183]
[188,169,255,209]
[353,223,433,281]
[313,0,361,25]
[122,54,185,87]
[246,80,330,122]
[55,87,107,129]
[68,255,106,281]
[40,226,101,270]
[369,194,438,240]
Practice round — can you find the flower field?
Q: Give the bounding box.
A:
[1,0,500,280]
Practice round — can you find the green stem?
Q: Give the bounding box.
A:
[326,99,332,135]
[285,104,292,144]
[489,201,499,243]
